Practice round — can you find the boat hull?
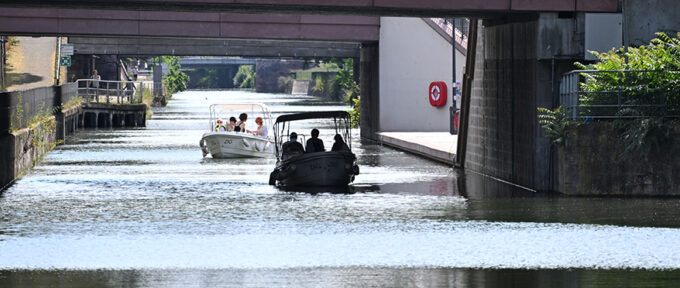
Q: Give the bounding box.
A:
[200,132,273,158]
[273,151,358,187]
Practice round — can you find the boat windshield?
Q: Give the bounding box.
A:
[208,103,272,134]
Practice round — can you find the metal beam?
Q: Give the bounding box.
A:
[0,0,619,16]
[0,8,380,42]
[68,37,361,58]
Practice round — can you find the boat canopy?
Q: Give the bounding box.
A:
[208,103,273,133]
[210,104,269,112]
[273,111,353,160]
[275,111,350,124]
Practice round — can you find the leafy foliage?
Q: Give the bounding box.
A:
[349,96,360,128]
[537,106,576,146]
[233,65,255,89]
[570,32,680,156]
[337,58,359,103]
[336,58,360,128]
[154,56,189,96]
[575,32,680,117]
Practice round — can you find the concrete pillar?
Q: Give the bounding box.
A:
[95,112,99,128]
[359,42,379,141]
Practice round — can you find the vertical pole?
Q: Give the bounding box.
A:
[450,18,457,135]
[55,37,61,85]
[455,18,479,168]
[622,0,628,64]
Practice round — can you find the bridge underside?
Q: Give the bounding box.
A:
[0,0,618,17]
[69,37,361,58]
[0,8,379,42]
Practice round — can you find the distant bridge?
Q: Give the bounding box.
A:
[68,37,362,58]
[179,57,256,66]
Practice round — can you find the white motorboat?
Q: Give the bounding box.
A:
[199,103,274,158]
[268,111,360,187]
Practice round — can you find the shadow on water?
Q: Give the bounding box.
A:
[1,268,679,288]
[277,185,356,195]
[454,169,680,228]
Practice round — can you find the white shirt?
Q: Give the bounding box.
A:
[257,125,268,137]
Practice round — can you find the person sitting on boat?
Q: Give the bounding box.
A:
[331,134,350,152]
[228,117,237,132]
[305,128,325,153]
[253,117,268,137]
[214,119,227,132]
[236,113,249,133]
[282,132,304,160]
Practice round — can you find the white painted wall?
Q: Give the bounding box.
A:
[379,17,464,132]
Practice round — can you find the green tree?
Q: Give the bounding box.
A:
[233,65,255,88]
[154,56,190,96]
[336,58,361,128]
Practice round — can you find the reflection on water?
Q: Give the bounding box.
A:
[2,268,679,288]
[1,91,679,287]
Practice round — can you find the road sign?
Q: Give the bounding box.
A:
[60,56,71,67]
[60,44,74,56]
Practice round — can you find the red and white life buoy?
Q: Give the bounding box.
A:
[429,81,447,107]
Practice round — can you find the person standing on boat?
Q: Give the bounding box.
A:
[253,117,268,137]
[305,128,325,153]
[331,134,350,152]
[236,113,249,133]
[282,132,304,159]
[214,119,227,132]
[228,117,237,132]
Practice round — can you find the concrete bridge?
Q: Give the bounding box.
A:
[179,57,256,67]
[68,37,362,58]
[5,0,679,194]
[0,0,618,16]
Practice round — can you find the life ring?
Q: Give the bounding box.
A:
[429,81,447,107]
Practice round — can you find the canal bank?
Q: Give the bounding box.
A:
[0,84,146,190]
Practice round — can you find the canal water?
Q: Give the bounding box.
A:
[1,91,680,287]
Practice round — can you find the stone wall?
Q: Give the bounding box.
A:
[255,59,304,93]
[0,84,76,190]
[557,122,680,196]
[2,118,57,189]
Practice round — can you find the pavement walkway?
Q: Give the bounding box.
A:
[5,37,57,91]
[377,132,458,165]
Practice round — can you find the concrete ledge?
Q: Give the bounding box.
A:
[0,117,57,191]
[377,132,457,165]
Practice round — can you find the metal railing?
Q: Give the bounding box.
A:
[429,18,468,50]
[559,70,680,120]
[75,79,143,104]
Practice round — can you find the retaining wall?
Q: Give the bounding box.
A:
[557,122,680,196]
[1,83,143,190]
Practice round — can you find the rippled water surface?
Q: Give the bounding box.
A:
[2,91,680,287]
